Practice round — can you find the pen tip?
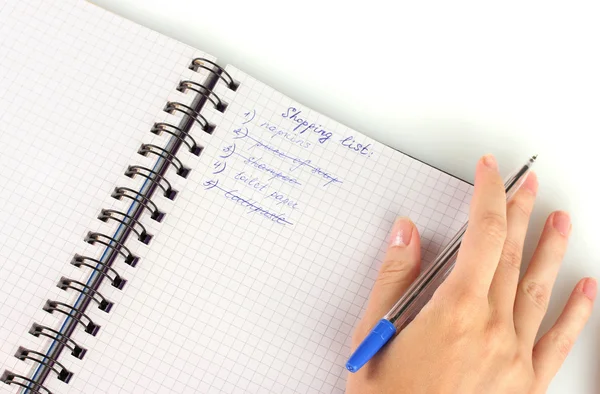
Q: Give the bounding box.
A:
[531,154,538,161]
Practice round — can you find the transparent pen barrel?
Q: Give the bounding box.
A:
[386,158,534,331]
[388,253,458,330]
[384,221,467,330]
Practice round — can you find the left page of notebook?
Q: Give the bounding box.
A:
[0,0,212,391]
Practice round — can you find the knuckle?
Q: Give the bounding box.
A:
[521,280,550,311]
[507,196,533,219]
[453,289,486,311]
[376,258,418,287]
[500,238,523,272]
[443,294,483,336]
[479,211,507,243]
[445,316,472,341]
[549,330,574,359]
[484,318,516,354]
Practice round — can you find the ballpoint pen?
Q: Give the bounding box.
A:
[346,155,538,373]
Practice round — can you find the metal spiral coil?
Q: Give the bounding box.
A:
[125,165,178,200]
[164,101,215,133]
[98,208,153,244]
[111,186,165,222]
[2,58,239,392]
[138,144,191,178]
[84,232,139,267]
[57,277,113,313]
[42,301,100,336]
[70,254,126,290]
[1,371,52,394]
[189,57,239,91]
[150,122,202,156]
[15,347,73,383]
[177,80,227,112]
[29,323,87,359]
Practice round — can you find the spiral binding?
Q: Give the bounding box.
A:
[177,80,227,112]
[189,58,239,91]
[150,123,202,156]
[70,254,126,289]
[125,165,178,200]
[164,101,216,133]
[57,277,113,313]
[1,371,52,394]
[98,208,153,244]
[138,144,191,178]
[111,187,165,222]
[84,232,140,267]
[14,348,73,383]
[28,323,86,359]
[2,57,238,392]
[42,301,100,336]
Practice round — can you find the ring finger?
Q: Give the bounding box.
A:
[513,211,572,346]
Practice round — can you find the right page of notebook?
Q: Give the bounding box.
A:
[85,66,473,394]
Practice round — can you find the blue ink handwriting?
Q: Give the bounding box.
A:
[281,107,332,144]
[203,178,220,190]
[212,160,226,174]
[233,126,342,187]
[340,136,374,157]
[234,171,269,192]
[267,191,298,209]
[288,158,340,186]
[203,179,293,226]
[237,154,301,186]
[243,109,256,124]
[233,127,248,139]
[220,143,236,158]
[259,121,311,149]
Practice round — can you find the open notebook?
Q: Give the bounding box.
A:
[0,0,473,393]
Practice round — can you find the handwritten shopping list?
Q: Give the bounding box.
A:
[204,106,376,226]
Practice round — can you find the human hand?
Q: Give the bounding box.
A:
[346,154,596,394]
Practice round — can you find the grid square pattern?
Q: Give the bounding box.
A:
[0,0,211,392]
[0,0,474,392]
[72,65,473,393]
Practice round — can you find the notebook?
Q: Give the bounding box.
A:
[0,0,473,393]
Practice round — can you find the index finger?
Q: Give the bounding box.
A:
[444,155,508,298]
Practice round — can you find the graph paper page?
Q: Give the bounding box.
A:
[0,0,474,392]
[0,0,213,392]
[72,65,474,393]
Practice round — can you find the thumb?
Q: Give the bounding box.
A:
[360,217,421,334]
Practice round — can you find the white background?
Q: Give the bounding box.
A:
[91,0,600,392]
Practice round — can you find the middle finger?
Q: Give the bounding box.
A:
[488,172,538,317]
[446,155,508,299]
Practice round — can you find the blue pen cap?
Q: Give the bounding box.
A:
[346,318,396,373]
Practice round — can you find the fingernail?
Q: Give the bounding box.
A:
[389,217,414,247]
[552,211,571,236]
[482,154,498,170]
[583,278,597,300]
